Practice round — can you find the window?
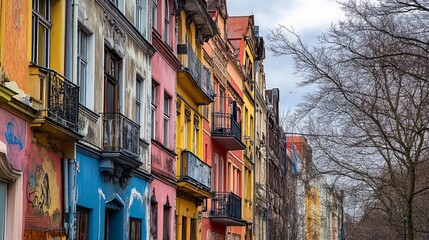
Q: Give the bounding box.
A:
[152,0,158,29]
[136,0,146,35]
[109,0,119,7]
[76,207,89,240]
[130,218,142,240]
[164,0,170,44]
[136,76,143,124]
[151,82,157,139]
[162,199,171,240]
[78,28,88,105]
[104,47,121,113]
[193,118,198,153]
[219,88,224,113]
[32,0,51,67]
[163,94,170,148]
[190,218,197,240]
[0,181,6,240]
[181,217,187,240]
[150,193,158,237]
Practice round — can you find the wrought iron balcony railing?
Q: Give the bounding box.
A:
[210,192,242,220]
[212,113,242,141]
[179,43,212,98]
[102,113,140,159]
[43,68,79,132]
[180,150,212,192]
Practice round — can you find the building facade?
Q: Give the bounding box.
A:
[74,0,154,239]
[266,88,288,240]
[0,0,82,239]
[175,1,217,239]
[227,15,257,240]
[150,0,180,239]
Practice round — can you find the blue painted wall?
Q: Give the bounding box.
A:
[76,151,149,240]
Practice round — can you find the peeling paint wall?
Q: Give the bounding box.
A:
[76,152,150,240]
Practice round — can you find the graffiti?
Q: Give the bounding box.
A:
[164,158,174,175]
[151,154,162,165]
[28,165,51,214]
[4,121,24,150]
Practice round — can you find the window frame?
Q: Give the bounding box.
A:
[164,0,170,44]
[78,27,88,105]
[135,0,146,35]
[152,0,158,30]
[151,82,158,139]
[163,93,170,148]
[136,75,143,125]
[76,207,89,240]
[31,0,51,67]
[129,218,142,240]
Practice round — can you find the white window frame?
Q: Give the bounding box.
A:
[135,0,147,36]
[78,27,88,105]
[163,93,170,148]
[32,0,51,67]
[151,82,157,139]
[152,0,158,30]
[136,75,143,125]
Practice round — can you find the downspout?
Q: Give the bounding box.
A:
[253,62,257,240]
[68,159,77,240]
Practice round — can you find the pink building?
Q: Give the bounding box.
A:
[150,0,180,239]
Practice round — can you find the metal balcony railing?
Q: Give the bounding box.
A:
[210,192,242,219]
[102,113,140,159]
[183,43,212,98]
[43,68,79,132]
[212,113,242,141]
[180,150,212,192]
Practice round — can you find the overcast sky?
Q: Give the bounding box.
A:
[227,0,346,114]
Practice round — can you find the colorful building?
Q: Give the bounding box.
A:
[0,0,81,239]
[74,0,154,239]
[150,0,180,239]
[266,88,288,240]
[202,1,248,239]
[175,0,217,239]
[227,15,257,240]
[253,30,268,240]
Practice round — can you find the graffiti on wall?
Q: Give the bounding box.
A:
[27,153,61,225]
[3,118,26,165]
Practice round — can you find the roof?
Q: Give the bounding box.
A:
[226,16,253,39]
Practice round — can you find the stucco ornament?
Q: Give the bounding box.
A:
[103,12,126,55]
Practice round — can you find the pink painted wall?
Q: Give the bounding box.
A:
[150,178,176,240]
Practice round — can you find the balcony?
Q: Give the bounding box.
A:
[101,113,141,168]
[209,192,247,226]
[178,150,212,198]
[177,43,213,105]
[179,0,217,42]
[31,67,81,140]
[211,113,246,150]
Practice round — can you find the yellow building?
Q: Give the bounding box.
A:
[175,1,217,239]
[227,15,257,239]
[306,186,322,240]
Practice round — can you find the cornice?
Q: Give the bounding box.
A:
[152,31,181,70]
[96,0,156,58]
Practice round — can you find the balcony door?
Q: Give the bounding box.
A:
[104,47,121,148]
[104,47,120,113]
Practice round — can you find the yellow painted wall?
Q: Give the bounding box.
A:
[305,186,321,240]
[176,198,200,240]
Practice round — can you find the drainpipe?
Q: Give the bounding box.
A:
[65,0,72,78]
[72,0,79,84]
[63,158,69,235]
[68,159,77,240]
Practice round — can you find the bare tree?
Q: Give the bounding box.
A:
[267,1,429,239]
